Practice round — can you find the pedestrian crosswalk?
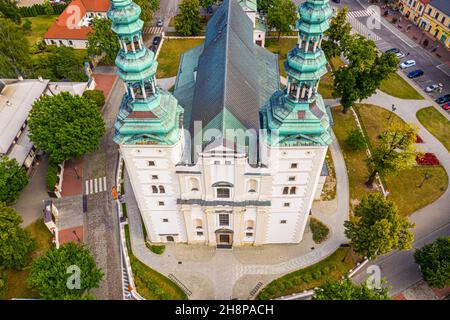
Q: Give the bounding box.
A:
[85,176,107,195]
[347,16,381,41]
[143,26,163,35]
[346,9,377,19]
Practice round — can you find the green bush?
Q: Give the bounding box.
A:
[0,271,7,296]
[346,128,367,151]
[45,161,59,191]
[83,90,105,109]
[146,243,166,255]
[18,3,67,17]
[312,271,322,280]
[310,217,330,244]
[322,266,331,274]
[303,274,313,283]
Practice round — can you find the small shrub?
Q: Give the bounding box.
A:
[22,19,32,34]
[283,280,293,289]
[265,287,276,295]
[346,129,367,151]
[310,218,330,244]
[292,278,302,286]
[83,90,106,109]
[322,266,330,274]
[146,243,166,255]
[330,264,337,271]
[45,161,59,191]
[303,274,313,283]
[312,271,322,280]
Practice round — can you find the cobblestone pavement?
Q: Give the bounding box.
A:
[83,78,124,300]
[124,130,349,300]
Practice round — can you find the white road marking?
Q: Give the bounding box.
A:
[85,176,107,195]
[143,26,163,35]
[436,63,450,77]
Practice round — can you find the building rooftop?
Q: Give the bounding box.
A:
[0,79,49,155]
[174,0,279,143]
[430,0,450,16]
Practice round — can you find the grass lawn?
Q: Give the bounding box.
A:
[256,248,361,300]
[332,104,448,215]
[379,72,424,100]
[416,107,450,152]
[1,219,53,300]
[124,225,186,300]
[23,15,58,46]
[318,56,345,99]
[156,38,204,79]
[331,106,376,204]
[265,38,297,78]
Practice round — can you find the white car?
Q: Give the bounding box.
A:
[399,60,416,69]
[425,83,443,93]
[396,51,405,58]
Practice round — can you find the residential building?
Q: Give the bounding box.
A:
[111,0,332,248]
[400,0,430,25]
[44,0,110,49]
[0,78,90,174]
[421,0,450,47]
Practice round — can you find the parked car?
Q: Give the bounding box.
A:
[152,36,161,46]
[386,48,405,58]
[407,69,424,78]
[425,83,443,93]
[435,94,450,104]
[442,103,450,111]
[399,60,416,69]
[156,19,164,27]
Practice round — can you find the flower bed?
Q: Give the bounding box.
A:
[416,153,440,166]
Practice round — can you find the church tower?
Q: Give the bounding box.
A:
[109,0,187,243]
[259,0,333,243]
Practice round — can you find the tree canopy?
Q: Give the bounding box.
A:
[314,278,390,300]
[366,124,417,186]
[28,242,103,300]
[0,203,35,269]
[266,0,297,39]
[344,193,415,259]
[322,7,352,59]
[87,18,120,65]
[175,0,202,36]
[346,128,367,151]
[83,89,106,109]
[135,0,159,25]
[0,156,28,205]
[0,0,21,24]
[0,18,31,78]
[414,237,450,289]
[28,92,105,164]
[332,35,399,112]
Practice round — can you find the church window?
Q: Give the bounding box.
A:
[246,232,253,237]
[246,220,254,230]
[189,178,200,192]
[289,176,296,181]
[148,160,155,166]
[162,218,169,223]
[217,188,230,198]
[280,220,287,224]
[219,214,230,226]
[247,179,257,193]
[152,186,158,193]
[282,187,289,195]
[284,202,290,207]
[195,219,203,229]
[289,187,297,195]
[159,185,165,193]
[152,175,158,180]
[197,231,204,236]
[291,163,298,169]
[158,201,164,206]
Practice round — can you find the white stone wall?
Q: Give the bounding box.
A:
[44,38,87,49]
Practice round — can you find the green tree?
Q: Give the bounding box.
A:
[43,0,54,15]
[333,35,398,113]
[0,156,28,205]
[266,0,296,40]
[258,0,273,13]
[201,0,214,9]
[322,7,352,59]
[314,278,390,300]
[414,237,450,289]
[135,0,159,25]
[0,203,36,269]
[28,92,106,164]
[0,0,21,24]
[346,129,367,151]
[22,19,32,34]
[344,193,415,259]
[83,89,106,109]
[87,18,120,65]
[366,124,417,186]
[0,18,31,77]
[28,242,103,300]
[175,0,202,36]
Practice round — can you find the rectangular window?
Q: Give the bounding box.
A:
[196,232,204,236]
[225,161,232,165]
[214,160,220,165]
[148,160,155,166]
[280,220,287,224]
[217,188,230,198]
[245,232,253,237]
[158,201,164,206]
[152,175,158,180]
[441,17,445,24]
[162,218,168,223]
[219,214,230,226]
[288,176,296,181]
[283,202,290,207]
[282,187,289,195]
[290,187,297,195]
[290,163,298,169]
[435,12,439,19]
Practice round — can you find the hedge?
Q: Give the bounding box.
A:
[18,3,67,18]
[45,161,59,191]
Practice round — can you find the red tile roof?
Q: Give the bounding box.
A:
[44,0,110,40]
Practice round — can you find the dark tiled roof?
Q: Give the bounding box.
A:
[430,0,450,16]
[187,0,279,134]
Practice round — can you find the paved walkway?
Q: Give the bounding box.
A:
[350,83,450,295]
[125,130,349,299]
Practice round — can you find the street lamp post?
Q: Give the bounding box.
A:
[418,172,430,188]
[387,104,397,122]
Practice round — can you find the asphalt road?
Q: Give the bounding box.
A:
[331,0,450,104]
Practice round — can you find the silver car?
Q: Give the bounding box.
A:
[399,60,416,69]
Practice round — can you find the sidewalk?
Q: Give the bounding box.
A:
[61,157,83,197]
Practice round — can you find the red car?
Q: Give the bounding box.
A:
[442,103,450,111]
